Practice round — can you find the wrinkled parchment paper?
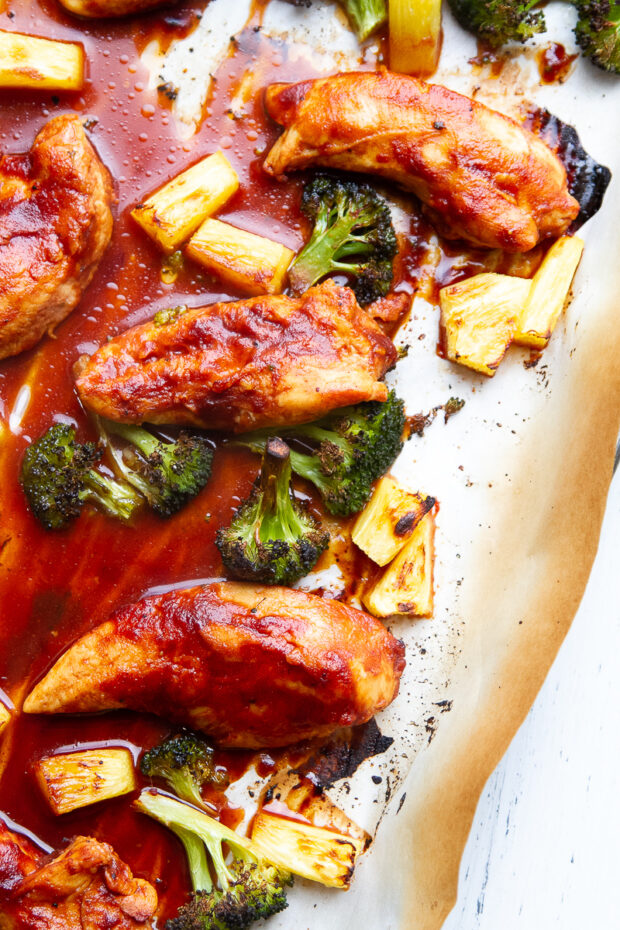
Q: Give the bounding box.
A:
[144,4,620,926]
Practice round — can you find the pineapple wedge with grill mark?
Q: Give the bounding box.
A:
[0,701,11,735]
[514,235,584,349]
[0,30,84,90]
[440,273,531,376]
[34,748,136,815]
[352,475,435,566]
[131,151,239,253]
[363,507,436,618]
[186,218,295,295]
[251,809,363,889]
[389,0,442,75]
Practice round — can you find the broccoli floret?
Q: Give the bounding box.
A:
[575,0,620,72]
[338,0,387,40]
[216,437,329,586]
[140,734,228,810]
[240,392,405,517]
[98,420,213,518]
[288,174,397,307]
[135,790,291,930]
[447,0,546,46]
[20,423,142,529]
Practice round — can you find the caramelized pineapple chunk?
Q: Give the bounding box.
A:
[0,30,84,90]
[0,701,11,735]
[352,475,435,566]
[389,0,442,74]
[131,152,239,253]
[251,809,363,888]
[186,219,294,295]
[34,748,136,815]
[440,273,531,376]
[514,235,584,349]
[363,508,436,618]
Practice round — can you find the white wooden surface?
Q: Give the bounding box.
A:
[444,466,620,928]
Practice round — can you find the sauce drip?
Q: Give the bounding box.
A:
[538,43,578,84]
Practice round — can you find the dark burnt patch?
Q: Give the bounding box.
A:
[296,718,394,789]
[527,107,611,230]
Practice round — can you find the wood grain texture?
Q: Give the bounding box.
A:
[445,473,620,927]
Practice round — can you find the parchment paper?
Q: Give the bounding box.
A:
[143,4,620,926]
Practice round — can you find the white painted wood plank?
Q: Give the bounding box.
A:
[445,469,620,927]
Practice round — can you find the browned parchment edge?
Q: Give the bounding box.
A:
[379,256,620,926]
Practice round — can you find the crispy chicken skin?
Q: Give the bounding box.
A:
[58,0,169,16]
[0,820,158,929]
[75,280,397,431]
[23,582,406,748]
[264,71,580,252]
[0,115,113,361]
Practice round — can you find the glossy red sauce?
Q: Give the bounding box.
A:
[0,0,522,918]
[538,42,578,84]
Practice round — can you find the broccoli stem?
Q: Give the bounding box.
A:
[102,420,162,459]
[173,826,213,893]
[289,205,362,294]
[258,438,310,545]
[340,0,387,39]
[136,792,251,890]
[82,469,142,522]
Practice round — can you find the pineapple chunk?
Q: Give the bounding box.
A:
[389,0,442,74]
[352,475,435,566]
[186,219,294,295]
[514,235,584,349]
[131,151,239,253]
[0,701,11,735]
[363,508,436,618]
[440,273,531,376]
[34,748,136,815]
[0,30,84,91]
[251,809,363,889]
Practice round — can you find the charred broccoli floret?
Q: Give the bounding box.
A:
[20,423,142,529]
[288,174,397,306]
[216,437,329,586]
[575,0,620,72]
[140,733,228,809]
[98,420,213,518]
[240,392,405,517]
[135,790,292,930]
[447,0,546,46]
[339,0,387,39]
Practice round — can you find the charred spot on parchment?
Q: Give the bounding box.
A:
[296,719,394,789]
[527,107,611,231]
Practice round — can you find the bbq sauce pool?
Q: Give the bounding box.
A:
[0,0,537,917]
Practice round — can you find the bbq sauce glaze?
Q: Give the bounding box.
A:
[0,0,559,917]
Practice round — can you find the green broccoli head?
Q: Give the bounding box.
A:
[289,391,405,515]
[338,0,387,40]
[135,791,291,930]
[216,437,329,587]
[288,174,397,306]
[140,734,228,809]
[20,423,142,529]
[98,420,213,518]
[167,863,289,930]
[447,0,546,46]
[575,0,620,72]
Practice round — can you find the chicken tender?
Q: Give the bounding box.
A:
[0,114,113,360]
[75,280,397,431]
[0,820,157,928]
[23,582,406,748]
[264,71,580,252]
